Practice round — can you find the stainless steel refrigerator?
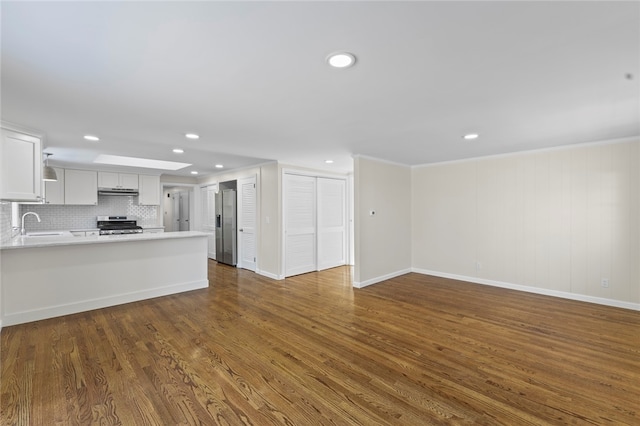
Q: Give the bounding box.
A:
[215,188,237,266]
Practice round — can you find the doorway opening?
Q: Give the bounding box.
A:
[162,185,195,232]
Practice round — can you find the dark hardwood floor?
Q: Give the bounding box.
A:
[2,260,639,425]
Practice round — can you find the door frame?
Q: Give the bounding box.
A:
[161,182,199,232]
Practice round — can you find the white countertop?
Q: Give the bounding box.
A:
[0,231,208,250]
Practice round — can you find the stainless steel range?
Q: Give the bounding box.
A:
[97,216,143,235]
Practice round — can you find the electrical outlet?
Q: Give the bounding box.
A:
[476,261,482,271]
[601,278,610,288]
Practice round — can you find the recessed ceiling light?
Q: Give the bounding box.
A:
[172,148,184,154]
[185,133,199,140]
[463,133,479,140]
[215,164,224,169]
[327,52,356,68]
[325,160,334,164]
[94,154,191,170]
[84,135,100,141]
[191,171,198,175]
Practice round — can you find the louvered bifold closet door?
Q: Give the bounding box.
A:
[284,174,317,277]
[317,177,346,271]
[238,176,257,271]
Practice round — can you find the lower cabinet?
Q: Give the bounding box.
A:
[144,228,164,234]
[71,230,99,237]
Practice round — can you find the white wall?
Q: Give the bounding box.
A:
[354,156,412,287]
[260,162,280,278]
[412,140,640,308]
[160,175,198,185]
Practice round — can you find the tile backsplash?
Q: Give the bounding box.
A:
[0,201,13,243]
[18,195,160,232]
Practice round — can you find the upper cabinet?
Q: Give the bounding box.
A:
[44,167,65,204]
[0,124,43,201]
[138,175,161,205]
[65,169,97,205]
[98,172,138,190]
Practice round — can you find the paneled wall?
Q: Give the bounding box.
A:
[412,140,640,305]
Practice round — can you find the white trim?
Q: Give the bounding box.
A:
[353,268,412,289]
[281,167,348,180]
[1,121,43,138]
[412,268,640,312]
[412,136,640,169]
[352,154,410,168]
[2,279,209,327]
[256,269,284,280]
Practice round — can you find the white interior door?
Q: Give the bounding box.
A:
[237,176,257,271]
[164,190,174,232]
[284,174,317,277]
[200,185,217,259]
[317,178,346,270]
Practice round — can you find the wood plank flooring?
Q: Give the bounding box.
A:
[2,261,639,425]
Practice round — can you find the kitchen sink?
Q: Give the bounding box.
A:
[25,231,73,237]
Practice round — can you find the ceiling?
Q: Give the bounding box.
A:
[2,1,639,177]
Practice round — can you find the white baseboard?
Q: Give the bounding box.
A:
[412,268,640,311]
[2,279,209,327]
[256,269,284,280]
[353,268,412,289]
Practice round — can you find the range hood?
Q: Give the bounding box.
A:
[98,187,139,196]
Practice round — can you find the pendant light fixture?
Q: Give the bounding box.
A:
[43,153,58,182]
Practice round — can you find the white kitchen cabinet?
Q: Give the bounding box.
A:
[98,172,138,190]
[44,167,65,204]
[0,125,43,201]
[143,228,164,234]
[65,169,98,205]
[70,230,99,237]
[138,174,161,205]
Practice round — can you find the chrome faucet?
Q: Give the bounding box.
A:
[21,212,41,235]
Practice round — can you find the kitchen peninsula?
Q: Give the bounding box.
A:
[0,231,208,327]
